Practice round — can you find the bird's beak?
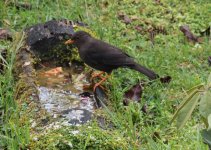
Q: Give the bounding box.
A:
[65,39,75,45]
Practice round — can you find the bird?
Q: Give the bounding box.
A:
[65,31,159,90]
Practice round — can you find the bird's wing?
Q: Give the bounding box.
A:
[86,40,135,67]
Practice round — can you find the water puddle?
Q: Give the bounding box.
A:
[36,66,95,125]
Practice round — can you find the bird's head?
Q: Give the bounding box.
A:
[65,31,91,48]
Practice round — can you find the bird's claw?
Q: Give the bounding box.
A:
[91,71,105,80]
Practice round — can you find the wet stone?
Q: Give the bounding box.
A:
[62,108,92,125]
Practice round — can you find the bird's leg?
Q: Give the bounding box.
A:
[93,74,110,91]
[91,71,105,80]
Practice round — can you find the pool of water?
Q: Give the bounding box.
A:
[36,66,95,125]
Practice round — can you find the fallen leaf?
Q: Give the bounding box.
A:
[123,83,143,106]
[179,25,202,43]
[44,67,63,76]
[160,76,172,84]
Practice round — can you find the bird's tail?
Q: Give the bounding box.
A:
[130,63,159,80]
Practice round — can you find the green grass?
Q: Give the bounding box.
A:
[0,0,211,149]
[0,32,30,149]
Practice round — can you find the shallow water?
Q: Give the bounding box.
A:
[36,66,95,125]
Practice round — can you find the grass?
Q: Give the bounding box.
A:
[0,32,30,149]
[0,0,211,149]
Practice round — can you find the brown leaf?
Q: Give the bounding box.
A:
[117,12,132,25]
[179,25,202,43]
[123,83,143,106]
[43,67,63,77]
[160,75,172,84]
[0,29,12,40]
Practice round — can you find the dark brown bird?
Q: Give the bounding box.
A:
[65,31,159,89]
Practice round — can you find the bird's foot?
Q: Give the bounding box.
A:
[91,71,105,80]
[93,75,110,91]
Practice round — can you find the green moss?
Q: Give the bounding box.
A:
[29,125,133,150]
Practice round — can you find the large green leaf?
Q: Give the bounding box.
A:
[201,129,211,147]
[171,89,200,124]
[199,90,211,119]
[176,92,201,129]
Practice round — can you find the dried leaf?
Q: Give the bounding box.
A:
[44,67,63,76]
[123,83,143,106]
[179,25,201,43]
[160,75,172,84]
